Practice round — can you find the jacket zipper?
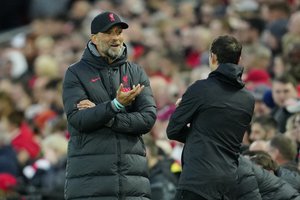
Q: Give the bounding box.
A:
[108,68,122,199]
[116,134,122,199]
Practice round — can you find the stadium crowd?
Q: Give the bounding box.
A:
[0,0,300,199]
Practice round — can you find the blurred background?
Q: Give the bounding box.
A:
[0,0,300,199]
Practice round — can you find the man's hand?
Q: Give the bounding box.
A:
[175,98,182,107]
[116,83,144,106]
[77,99,95,110]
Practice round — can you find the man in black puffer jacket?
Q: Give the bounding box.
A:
[248,150,300,192]
[62,11,156,200]
[237,156,300,200]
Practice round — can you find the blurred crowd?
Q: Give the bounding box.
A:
[0,0,300,199]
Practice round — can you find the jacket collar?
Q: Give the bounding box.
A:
[81,40,127,69]
[209,63,245,89]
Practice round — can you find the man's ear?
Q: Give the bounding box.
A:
[211,53,218,65]
[91,34,97,44]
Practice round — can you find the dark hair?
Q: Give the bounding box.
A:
[252,116,278,132]
[273,73,298,88]
[210,35,242,64]
[244,17,266,35]
[270,135,297,162]
[249,151,278,171]
[7,110,24,127]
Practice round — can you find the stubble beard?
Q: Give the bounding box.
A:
[107,46,122,60]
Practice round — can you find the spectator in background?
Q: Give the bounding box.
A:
[144,134,179,200]
[23,134,68,199]
[267,135,299,173]
[245,68,271,90]
[237,154,300,200]
[167,35,254,200]
[264,19,288,57]
[265,2,290,24]
[250,115,278,142]
[0,97,40,198]
[240,42,272,76]
[1,48,29,81]
[285,110,300,168]
[271,74,299,133]
[285,42,300,84]
[249,151,300,192]
[286,111,300,140]
[234,17,265,47]
[282,11,300,56]
[0,135,19,178]
[263,2,290,56]
[272,55,286,78]
[6,110,40,165]
[0,128,20,196]
[249,140,268,152]
[250,84,272,117]
[62,11,156,200]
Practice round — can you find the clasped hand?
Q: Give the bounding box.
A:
[77,83,144,110]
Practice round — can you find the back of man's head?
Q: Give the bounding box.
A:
[249,150,278,172]
[269,135,297,164]
[210,35,242,64]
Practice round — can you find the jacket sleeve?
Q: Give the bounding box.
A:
[111,67,156,135]
[62,68,117,132]
[166,82,202,142]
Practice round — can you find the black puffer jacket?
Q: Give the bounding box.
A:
[62,42,156,200]
[238,156,300,200]
[237,156,262,200]
[276,167,300,192]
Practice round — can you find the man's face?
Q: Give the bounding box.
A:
[233,20,251,44]
[250,122,267,141]
[272,82,298,107]
[254,101,271,117]
[291,114,300,143]
[92,26,124,60]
